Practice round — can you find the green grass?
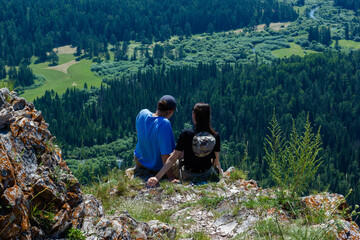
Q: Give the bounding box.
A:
[294,6,307,15]
[272,42,317,58]
[332,40,360,49]
[20,54,102,102]
[57,54,76,65]
[128,41,142,57]
[252,218,337,240]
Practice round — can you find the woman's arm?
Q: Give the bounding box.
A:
[147,150,182,187]
[213,152,223,176]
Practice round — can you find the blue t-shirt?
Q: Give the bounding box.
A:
[134,109,175,171]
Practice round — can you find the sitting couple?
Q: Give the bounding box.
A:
[133,95,222,187]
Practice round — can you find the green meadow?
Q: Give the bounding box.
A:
[20,54,102,102]
[293,6,307,15]
[272,42,317,58]
[335,40,360,49]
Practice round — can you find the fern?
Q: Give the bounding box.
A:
[264,111,322,198]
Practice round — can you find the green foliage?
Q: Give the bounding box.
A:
[65,136,136,184]
[198,196,225,210]
[0,81,15,92]
[160,181,176,195]
[253,218,283,239]
[0,0,297,66]
[243,195,279,210]
[229,168,248,182]
[67,228,86,240]
[190,231,211,240]
[264,112,322,198]
[82,169,143,209]
[253,217,337,240]
[30,203,56,230]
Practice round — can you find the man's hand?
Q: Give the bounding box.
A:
[147,177,159,187]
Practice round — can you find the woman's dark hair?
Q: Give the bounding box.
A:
[193,103,217,135]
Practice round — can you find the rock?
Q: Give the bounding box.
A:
[12,97,26,111]
[223,166,236,178]
[0,88,175,240]
[218,221,238,235]
[236,215,258,234]
[0,108,14,130]
[336,219,360,239]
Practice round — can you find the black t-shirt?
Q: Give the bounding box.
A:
[175,129,220,170]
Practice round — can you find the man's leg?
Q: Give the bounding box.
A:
[134,156,147,170]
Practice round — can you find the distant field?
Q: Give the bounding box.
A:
[293,6,307,15]
[128,41,142,57]
[21,54,102,102]
[333,40,360,49]
[272,42,317,58]
[228,21,291,34]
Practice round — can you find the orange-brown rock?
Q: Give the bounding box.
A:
[0,88,176,239]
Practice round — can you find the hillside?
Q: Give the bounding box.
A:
[1,0,360,237]
[1,87,360,239]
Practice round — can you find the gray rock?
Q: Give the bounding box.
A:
[0,94,4,108]
[219,221,238,235]
[0,88,10,100]
[13,98,26,111]
[214,214,233,227]
[0,109,14,130]
[236,215,258,234]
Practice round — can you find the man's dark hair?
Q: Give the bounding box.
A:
[157,100,174,112]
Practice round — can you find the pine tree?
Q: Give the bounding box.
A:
[0,59,6,79]
[185,22,192,38]
[48,51,59,65]
[345,23,350,40]
[207,23,215,35]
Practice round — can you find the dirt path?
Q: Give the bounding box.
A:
[45,60,78,74]
[230,22,291,34]
[53,45,76,55]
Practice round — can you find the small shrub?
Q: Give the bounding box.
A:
[160,181,175,195]
[198,196,225,210]
[30,203,56,230]
[67,228,86,240]
[264,112,322,199]
[229,168,247,181]
[253,217,337,240]
[254,218,281,237]
[191,231,211,240]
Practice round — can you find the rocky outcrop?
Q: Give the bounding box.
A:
[0,88,175,239]
[119,167,360,239]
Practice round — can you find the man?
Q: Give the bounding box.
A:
[133,95,177,180]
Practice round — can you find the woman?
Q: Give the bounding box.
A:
[147,103,222,187]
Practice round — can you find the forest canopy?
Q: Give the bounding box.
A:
[0,0,297,65]
[35,50,360,205]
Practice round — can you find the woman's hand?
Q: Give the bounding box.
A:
[147,177,159,187]
[171,179,179,183]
